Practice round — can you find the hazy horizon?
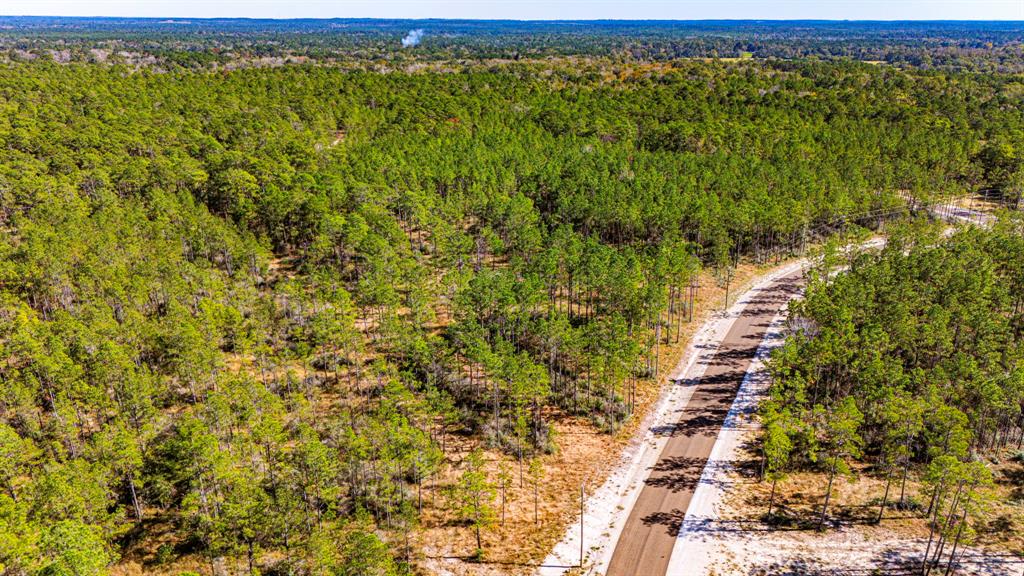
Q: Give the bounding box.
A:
[2,1,1022,22]
[4,15,1024,22]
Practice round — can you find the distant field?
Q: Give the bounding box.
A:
[1,17,1023,69]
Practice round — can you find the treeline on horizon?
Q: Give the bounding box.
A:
[0,55,1022,574]
[2,17,1024,71]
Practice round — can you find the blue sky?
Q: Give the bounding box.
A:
[2,0,1022,21]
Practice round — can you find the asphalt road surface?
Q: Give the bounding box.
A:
[605,269,805,576]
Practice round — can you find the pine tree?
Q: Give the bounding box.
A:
[452,449,496,559]
[813,397,863,530]
[762,417,793,521]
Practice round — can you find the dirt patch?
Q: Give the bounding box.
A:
[419,261,787,575]
[681,456,1024,576]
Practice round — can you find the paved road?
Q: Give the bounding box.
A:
[605,269,805,576]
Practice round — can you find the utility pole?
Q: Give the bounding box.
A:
[723,251,736,311]
[579,482,585,568]
[688,280,698,323]
[724,274,730,310]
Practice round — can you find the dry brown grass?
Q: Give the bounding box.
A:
[110,251,798,576]
[717,444,1024,564]
[951,193,1006,214]
[727,463,930,536]
[415,258,792,575]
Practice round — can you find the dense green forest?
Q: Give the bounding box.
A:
[763,216,1024,567]
[3,18,1024,71]
[0,43,1023,574]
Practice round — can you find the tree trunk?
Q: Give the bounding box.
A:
[128,474,143,521]
[928,484,965,575]
[493,380,500,434]
[877,468,892,524]
[247,540,255,575]
[942,508,968,576]
[818,458,837,531]
[899,457,911,507]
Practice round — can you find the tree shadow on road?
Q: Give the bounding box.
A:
[640,508,687,537]
[644,455,706,492]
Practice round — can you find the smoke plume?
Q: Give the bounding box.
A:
[401,29,424,48]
